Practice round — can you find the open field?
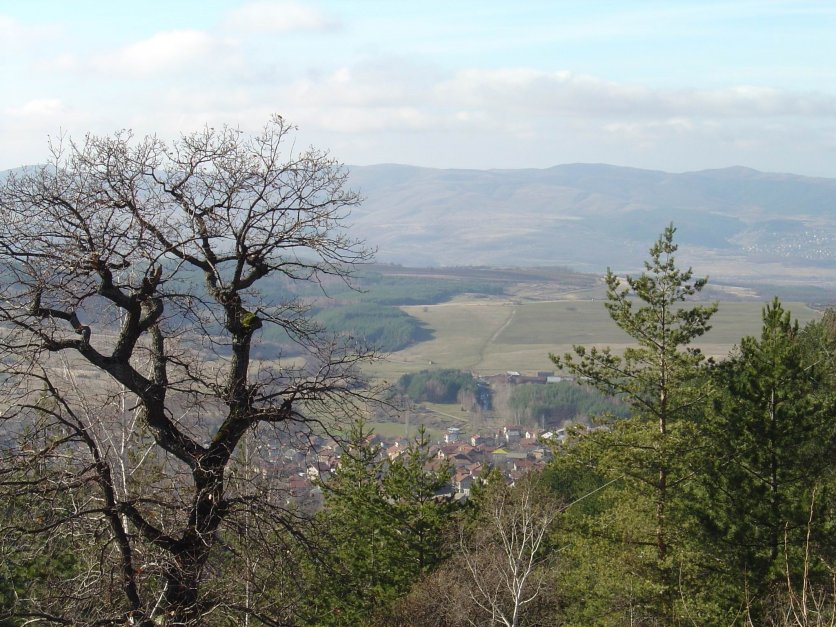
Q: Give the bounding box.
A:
[362,420,447,442]
[364,298,823,381]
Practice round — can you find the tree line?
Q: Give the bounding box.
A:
[508,380,629,426]
[396,369,478,405]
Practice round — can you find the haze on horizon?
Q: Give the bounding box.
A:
[3,1,836,178]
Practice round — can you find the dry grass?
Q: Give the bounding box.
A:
[363,299,823,381]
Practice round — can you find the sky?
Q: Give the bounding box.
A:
[2,0,836,176]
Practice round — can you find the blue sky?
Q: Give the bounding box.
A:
[2,1,836,175]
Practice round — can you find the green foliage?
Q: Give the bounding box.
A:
[691,300,836,616]
[359,274,504,306]
[551,223,717,539]
[0,486,81,624]
[310,274,503,353]
[384,473,561,627]
[300,422,456,625]
[541,449,612,518]
[396,368,477,404]
[508,380,628,425]
[543,233,833,624]
[800,306,836,389]
[301,424,389,624]
[383,428,457,575]
[315,303,432,352]
[214,270,504,358]
[550,224,720,622]
[553,224,717,426]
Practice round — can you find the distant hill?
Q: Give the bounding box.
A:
[4,163,834,286]
[346,164,836,284]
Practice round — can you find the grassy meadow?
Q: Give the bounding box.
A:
[364,297,823,381]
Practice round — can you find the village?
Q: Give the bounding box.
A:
[272,423,565,511]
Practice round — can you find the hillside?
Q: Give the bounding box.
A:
[5,162,834,287]
[347,164,836,284]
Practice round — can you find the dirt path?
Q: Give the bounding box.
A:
[467,306,517,370]
[423,407,467,422]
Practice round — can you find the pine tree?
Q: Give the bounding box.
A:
[303,423,455,625]
[383,426,456,579]
[302,421,391,625]
[551,224,718,621]
[695,299,836,615]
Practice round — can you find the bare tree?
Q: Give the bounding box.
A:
[0,116,375,624]
[458,477,560,627]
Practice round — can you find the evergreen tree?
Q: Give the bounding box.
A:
[300,421,392,625]
[302,423,455,625]
[551,224,718,621]
[383,426,456,578]
[694,300,836,616]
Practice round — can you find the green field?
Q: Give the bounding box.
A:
[364,298,822,380]
[363,419,447,442]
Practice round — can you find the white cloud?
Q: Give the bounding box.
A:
[267,62,836,145]
[295,106,435,134]
[0,14,61,50]
[0,14,20,38]
[4,31,836,177]
[290,65,430,109]
[602,118,701,152]
[675,86,836,117]
[0,98,77,167]
[5,98,67,118]
[435,69,647,116]
[434,69,836,120]
[224,1,338,34]
[91,30,235,77]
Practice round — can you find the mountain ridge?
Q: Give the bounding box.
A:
[345,163,836,284]
[3,163,834,285]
